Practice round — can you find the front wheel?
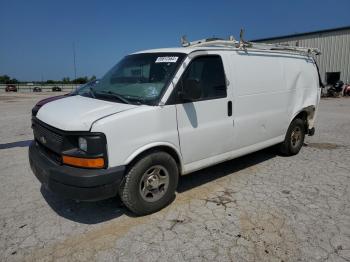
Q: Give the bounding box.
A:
[119,151,179,215]
[279,118,306,156]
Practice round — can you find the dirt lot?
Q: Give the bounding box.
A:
[0,93,349,262]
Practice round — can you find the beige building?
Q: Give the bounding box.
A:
[253,26,350,85]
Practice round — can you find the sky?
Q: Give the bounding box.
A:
[0,0,349,81]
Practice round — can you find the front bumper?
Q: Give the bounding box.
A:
[29,141,125,201]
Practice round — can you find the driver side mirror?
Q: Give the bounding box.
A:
[178,79,202,102]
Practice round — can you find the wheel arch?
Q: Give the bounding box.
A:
[291,105,316,130]
[124,142,183,175]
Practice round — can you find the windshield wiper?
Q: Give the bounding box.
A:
[122,95,147,105]
[96,90,131,104]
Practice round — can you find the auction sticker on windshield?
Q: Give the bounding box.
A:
[155,56,178,63]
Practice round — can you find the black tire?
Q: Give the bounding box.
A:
[279,118,306,156]
[119,151,179,216]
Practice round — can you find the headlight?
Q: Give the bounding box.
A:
[61,133,107,169]
[78,137,88,152]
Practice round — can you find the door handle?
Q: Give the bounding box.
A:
[228,101,232,116]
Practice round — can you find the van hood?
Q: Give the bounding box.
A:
[36,95,137,131]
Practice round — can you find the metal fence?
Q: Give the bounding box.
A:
[0,84,78,93]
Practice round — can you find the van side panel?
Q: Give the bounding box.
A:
[230,51,289,150]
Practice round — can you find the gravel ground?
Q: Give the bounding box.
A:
[0,93,349,262]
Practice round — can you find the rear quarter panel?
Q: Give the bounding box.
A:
[230,51,319,150]
[283,56,320,127]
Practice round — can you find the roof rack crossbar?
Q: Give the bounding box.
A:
[181,35,321,55]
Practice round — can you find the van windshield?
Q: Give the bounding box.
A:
[80,53,185,105]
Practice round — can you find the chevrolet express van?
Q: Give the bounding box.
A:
[29,39,320,215]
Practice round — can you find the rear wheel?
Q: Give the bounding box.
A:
[279,118,306,156]
[119,151,178,215]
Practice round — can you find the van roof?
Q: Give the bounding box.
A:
[133,47,218,55]
[133,47,313,57]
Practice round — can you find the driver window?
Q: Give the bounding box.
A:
[182,55,227,100]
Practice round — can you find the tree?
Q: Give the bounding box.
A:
[0,75,18,84]
[0,75,10,84]
[8,78,19,84]
[89,75,97,82]
[62,77,70,84]
[72,77,88,84]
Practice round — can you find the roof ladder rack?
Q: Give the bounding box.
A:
[180,29,321,55]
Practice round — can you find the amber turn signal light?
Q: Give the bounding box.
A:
[62,155,104,169]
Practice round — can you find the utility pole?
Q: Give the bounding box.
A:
[73,42,77,79]
[73,42,77,89]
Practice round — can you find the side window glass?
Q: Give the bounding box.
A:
[182,56,226,100]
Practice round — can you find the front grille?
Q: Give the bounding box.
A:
[32,120,63,154]
[34,123,63,143]
[37,142,62,164]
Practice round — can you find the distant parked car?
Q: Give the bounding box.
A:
[33,87,42,92]
[5,85,17,92]
[52,86,62,92]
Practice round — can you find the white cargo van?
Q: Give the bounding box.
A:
[29,38,321,215]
